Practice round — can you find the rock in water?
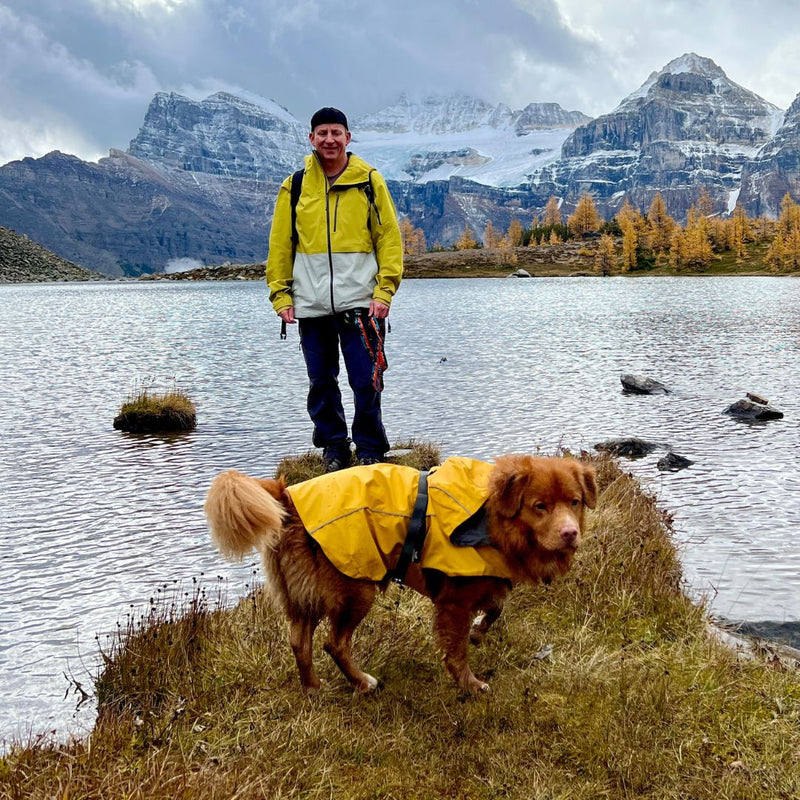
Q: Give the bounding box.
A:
[724,399,784,422]
[657,452,694,472]
[620,374,671,395]
[594,437,661,458]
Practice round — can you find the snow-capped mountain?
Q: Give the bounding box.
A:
[739,90,800,215]
[2,53,800,277]
[352,93,589,187]
[527,53,784,218]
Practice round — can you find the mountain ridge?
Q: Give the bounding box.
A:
[2,52,800,276]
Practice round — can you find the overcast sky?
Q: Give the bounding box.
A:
[2,0,800,166]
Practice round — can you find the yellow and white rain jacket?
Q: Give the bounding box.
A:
[266,152,403,318]
[286,457,515,582]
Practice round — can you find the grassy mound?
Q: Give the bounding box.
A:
[2,450,799,799]
[113,386,196,433]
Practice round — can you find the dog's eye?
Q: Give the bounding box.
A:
[535,502,547,512]
[571,498,581,508]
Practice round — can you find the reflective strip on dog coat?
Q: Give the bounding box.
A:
[285,457,515,581]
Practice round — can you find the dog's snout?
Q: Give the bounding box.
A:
[560,526,578,547]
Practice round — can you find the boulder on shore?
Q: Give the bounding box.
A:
[620,374,670,395]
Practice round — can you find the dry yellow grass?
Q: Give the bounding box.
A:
[2,448,798,799]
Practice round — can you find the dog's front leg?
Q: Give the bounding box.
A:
[433,602,490,694]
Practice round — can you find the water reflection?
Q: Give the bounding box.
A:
[1,277,798,745]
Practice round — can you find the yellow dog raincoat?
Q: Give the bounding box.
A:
[286,457,515,581]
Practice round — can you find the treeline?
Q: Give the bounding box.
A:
[399,191,800,274]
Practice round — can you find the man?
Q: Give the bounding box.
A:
[266,107,403,471]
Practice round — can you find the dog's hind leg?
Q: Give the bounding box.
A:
[433,602,490,694]
[289,615,321,690]
[469,598,505,646]
[323,590,378,693]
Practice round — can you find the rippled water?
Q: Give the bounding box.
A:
[1,277,798,745]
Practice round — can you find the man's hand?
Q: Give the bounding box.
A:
[279,307,296,324]
[369,300,390,319]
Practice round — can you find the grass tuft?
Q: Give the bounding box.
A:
[3,449,799,799]
[113,380,196,433]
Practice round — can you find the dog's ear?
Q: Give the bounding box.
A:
[578,464,597,509]
[491,465,528,518]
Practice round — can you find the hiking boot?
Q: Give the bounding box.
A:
[357,456,382,467]
[323,449,349,473]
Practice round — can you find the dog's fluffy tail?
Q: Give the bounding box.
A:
[204,469,285,560]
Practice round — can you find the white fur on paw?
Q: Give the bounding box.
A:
[359,673,379,693]
[478,682,490,693]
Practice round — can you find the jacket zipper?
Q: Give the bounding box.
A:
[325,180,336,313]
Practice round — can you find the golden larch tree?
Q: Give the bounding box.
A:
[484,220,501,248]
[696,187,714,218]
[542,196,562,227]
[647,192,675,255]
[568,193,602,235]
[620,219,638,272]
[594,233,616,275]
[455,225,478,251]
[506,218,524,247]
[766,233,786,273]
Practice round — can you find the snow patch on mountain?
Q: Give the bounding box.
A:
[351,126,570,187]
[351,93,587,187]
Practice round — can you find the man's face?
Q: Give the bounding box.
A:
[309,124,351,169]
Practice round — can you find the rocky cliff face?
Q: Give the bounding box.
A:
[0,225,104,283]
[530,53,783,219]
[128,92,308,181]
[738,92,800,216]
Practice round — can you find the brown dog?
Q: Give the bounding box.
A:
[204,455,596,694]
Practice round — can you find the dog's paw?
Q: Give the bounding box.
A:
[356,673,379,694]
[468,628,485,646]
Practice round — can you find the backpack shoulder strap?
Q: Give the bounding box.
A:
[290,168,304,247]
[365,169,381,227]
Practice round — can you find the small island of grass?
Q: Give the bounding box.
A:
[113,384,197,433]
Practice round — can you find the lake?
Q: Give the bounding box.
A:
[1,276,798,746]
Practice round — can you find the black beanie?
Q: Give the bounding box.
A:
[310,107,349,131]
